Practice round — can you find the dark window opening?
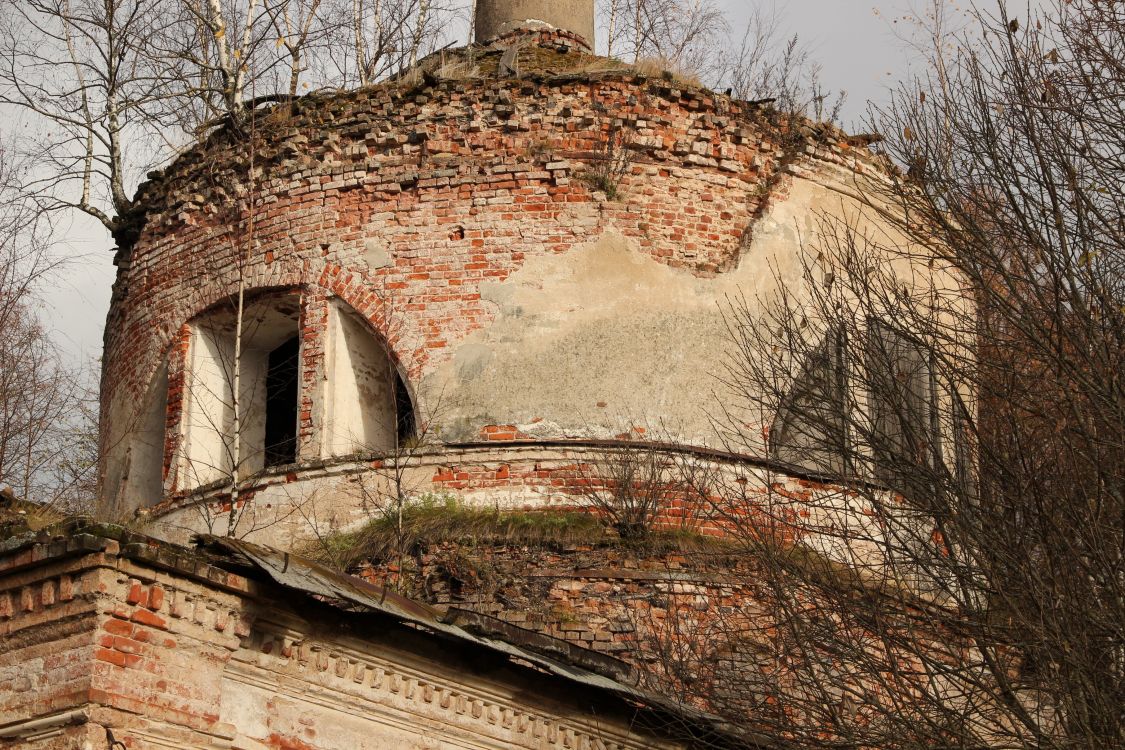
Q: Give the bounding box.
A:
[951,389,976,497]
[264,336,300,467]
[395,371,416,444]
[867,321,938,488]
[770,330,850,476]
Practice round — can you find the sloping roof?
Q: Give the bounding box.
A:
[196,534,775,750]
[0,520,783,750]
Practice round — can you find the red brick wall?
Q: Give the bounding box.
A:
[356,541,772,713]
[0,532,748,749]
[0,542,248,747]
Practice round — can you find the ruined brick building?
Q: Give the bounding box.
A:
[1,1,950,747]
[98,0,898,543]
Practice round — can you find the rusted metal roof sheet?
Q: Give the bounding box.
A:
[199,535,441,621]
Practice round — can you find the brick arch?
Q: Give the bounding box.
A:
[316,263,398,351]
[179,257,409,370]
[150,255,407,368]
[184,283,303,319]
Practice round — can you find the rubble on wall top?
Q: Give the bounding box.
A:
[115,30,893,254]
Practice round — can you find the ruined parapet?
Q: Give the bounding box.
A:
[475,0,596,48]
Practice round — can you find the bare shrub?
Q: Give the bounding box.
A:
[0,0,458,234]
[578,121,635,200]
[0,147,96,511]
[576,441,713,541]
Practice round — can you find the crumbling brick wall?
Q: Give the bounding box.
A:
[0,537,248,748]
[105,70,795,417]
[356,540,781,715]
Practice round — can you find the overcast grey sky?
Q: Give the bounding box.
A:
[41,0,939,368]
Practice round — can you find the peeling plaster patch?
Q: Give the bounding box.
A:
[426,176,878,447]
[361,238,392,270]
[517,419,588,440]
[429,230,727,443]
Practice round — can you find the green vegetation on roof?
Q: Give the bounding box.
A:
[306,494,728,571]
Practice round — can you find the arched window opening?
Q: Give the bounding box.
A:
[324,300,416,456]
[770,330,849,475]
[771,321,949,491]
[180,294,301,488]
[171,292,415,491]
[394,371,416,444]
[866,320,939,487]
[951,386,975,496]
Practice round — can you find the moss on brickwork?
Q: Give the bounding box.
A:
[351,535,760,664]
[308,496,603,568]
[307,495,728,571]
[0,494,71,538]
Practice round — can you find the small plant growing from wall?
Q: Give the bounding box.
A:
[579,122,634,201]
[576,439,713,542]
